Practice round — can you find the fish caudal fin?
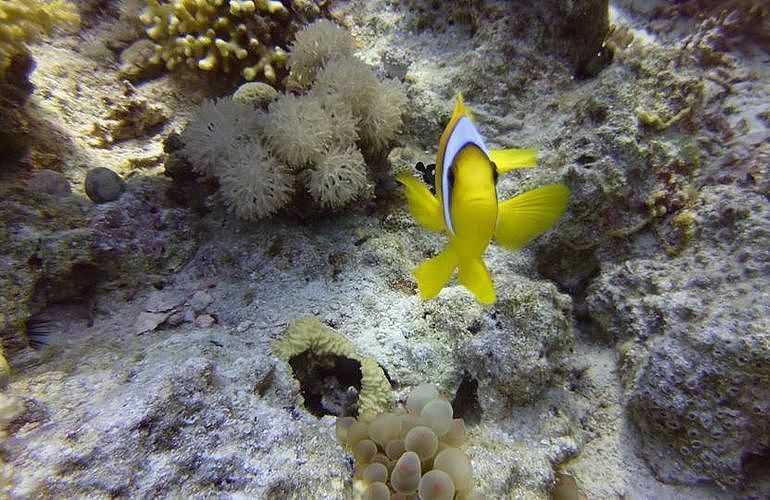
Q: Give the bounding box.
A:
[396,174,446,233]
[489,148,538,174]
[495,184,570,250]
[414,246,458,300]
[458,257,496,304]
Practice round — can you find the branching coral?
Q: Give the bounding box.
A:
[0,0,80,80]
[139,0,304,83]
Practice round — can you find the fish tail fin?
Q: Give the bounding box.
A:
[414,245,458,300]
[495,184,570,250]
[396,174,446,233]
[458,257,496,304]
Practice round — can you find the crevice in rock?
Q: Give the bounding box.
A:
[451,372,482,426]
[536,246,603,341]
[742,446,770,488]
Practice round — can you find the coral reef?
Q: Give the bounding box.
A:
[1,0,768,498]
[274,318,393,418]
[138,0,325,84]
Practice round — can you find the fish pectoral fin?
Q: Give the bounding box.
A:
[458,257,496,304]
[414,246,458,300]
[495,184,570,250]
[396,174,446,233]
[490,148,538,174]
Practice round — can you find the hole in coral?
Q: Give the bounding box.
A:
[287,351,363,418]
[451,372,482,426]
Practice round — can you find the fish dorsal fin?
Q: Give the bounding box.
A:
[450,93,466,123]
[490,148,538,173]
[452,93,477,123]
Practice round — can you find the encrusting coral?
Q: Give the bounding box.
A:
[274,318,393,418]
[336,383,483,500]
[175,19,406,218]
[138,0,313,83]
[0,0,79,80]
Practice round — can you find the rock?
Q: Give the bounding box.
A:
[88,176,198,282]
[236,320,253,333]
[532,0,612,78]
[459,277,574,412]
[144,290,184,313]
[28,170,71,197]
[135,311,169,335]
[194,314,215,328]
[190,291,213,314]
[164,310,186,327]
[118,39,163,83]
[586,185,770,488]
[85,167,125,203]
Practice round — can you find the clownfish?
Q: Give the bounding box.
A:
[396,95,570,304]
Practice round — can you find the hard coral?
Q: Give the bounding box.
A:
[274,318,393,418]
[0,0,80,80]
[139,0,305,83]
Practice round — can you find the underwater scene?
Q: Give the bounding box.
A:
[0,0,769,498]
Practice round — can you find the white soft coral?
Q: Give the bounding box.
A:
[306,145,369,208]
[218,140,293,220]
[179,97,260,176]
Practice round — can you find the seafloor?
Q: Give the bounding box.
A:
[0,0,768,498]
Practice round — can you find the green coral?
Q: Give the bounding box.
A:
[0,0,79,80]
[274,318,393,418]
[139,0,304,83]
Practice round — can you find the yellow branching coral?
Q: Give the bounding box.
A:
[0,0,80,80]
[139,0,299,83]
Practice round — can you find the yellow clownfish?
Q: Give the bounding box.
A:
[396,94,570,304]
